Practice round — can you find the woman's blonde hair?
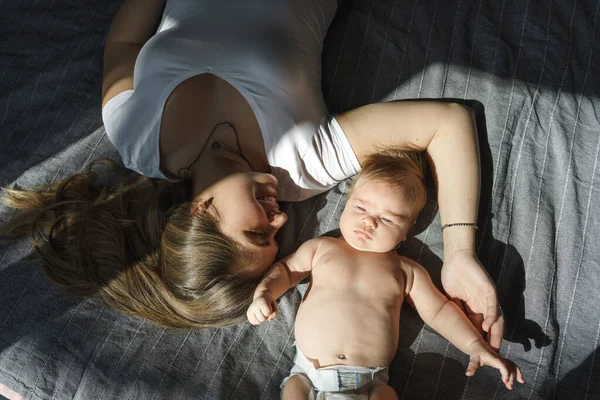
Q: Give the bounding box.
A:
[349,148,427,218]
[0,160,259,328]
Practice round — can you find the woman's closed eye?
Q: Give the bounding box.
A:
[250,230,269,240]
[247,230,279,248]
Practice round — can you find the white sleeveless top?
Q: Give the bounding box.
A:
[102,0,360,201]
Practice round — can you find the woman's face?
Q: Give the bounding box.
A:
[200,172,287,276]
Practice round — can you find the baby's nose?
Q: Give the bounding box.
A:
[361,216,377,229]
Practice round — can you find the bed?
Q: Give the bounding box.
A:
[1,0,599,399]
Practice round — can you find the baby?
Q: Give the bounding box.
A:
[247,151,524,400]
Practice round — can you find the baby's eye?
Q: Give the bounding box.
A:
[381,217,393,224]
[355,206,366,212]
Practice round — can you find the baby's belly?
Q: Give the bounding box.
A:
[295,290,401,369]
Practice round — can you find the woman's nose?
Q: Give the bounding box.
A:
[270,211,288,229]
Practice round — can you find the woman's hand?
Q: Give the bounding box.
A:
[441,249,504,351]
[465,339,524,390]
[246,291,278,325]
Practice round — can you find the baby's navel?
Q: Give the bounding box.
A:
[337,354,346,360]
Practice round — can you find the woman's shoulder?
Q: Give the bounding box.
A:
[101,82,164,178]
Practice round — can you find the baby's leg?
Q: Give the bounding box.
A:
[369,384,398,400]
[281,375,312,400]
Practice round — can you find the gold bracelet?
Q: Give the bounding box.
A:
[441,223,478,232]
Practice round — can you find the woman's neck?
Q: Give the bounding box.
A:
[189,123,253,197]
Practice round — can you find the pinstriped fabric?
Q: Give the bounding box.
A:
[0,273,51,373]
[431,342,453,399]
[440,0,463,98]
[514,0,574,349]
[259,326,296,400]
[491,3,566,399]
[488,0,531,228]
[201,326,247,400]
[399,204,439,397]
[0,269,40,332]
[50,306,106,400]
[539,1,600,396]
[528,13,582,400]
[150,329,193,400]
[124,328,168,400]
[476,0,506,256]
[71,313,127,399]
[180,330,219,398]
[0,0,42,82]
[417,0,439,97]
[370,0,396,102]
[0,9,60,146]
[391,0,416,101]
[326,2,355,111]
[0,7,90,178]
[6,287,75,388]
[229,323,274,399]
[462,0,483,99]
[96,319,146,400]
[554,107,600,394]
[346,0,375,109]
[400,327,426,399]
[587,321,600,400]
[0,4,52,88]
[27,301,86,399]
[494,0,553,302]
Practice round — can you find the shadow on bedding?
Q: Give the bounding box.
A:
[472,102,552,354]
[557,347,600,399]
[323,0,593,115]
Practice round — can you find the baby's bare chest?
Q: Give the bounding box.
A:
[311,247,404,298]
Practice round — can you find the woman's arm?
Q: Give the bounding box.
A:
[336,101,479,236]
[336,101,504,349]
[102,0,166,107]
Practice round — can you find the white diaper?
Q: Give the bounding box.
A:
[281,347,389,400]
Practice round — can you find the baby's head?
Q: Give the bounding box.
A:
[340,150,426,253]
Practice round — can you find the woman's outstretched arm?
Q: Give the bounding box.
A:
[102,0,166,107]
[336,101,504,350]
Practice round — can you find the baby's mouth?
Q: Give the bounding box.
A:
[353,229,372,240]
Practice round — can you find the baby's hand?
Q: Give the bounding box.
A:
[246,291,278,325]
[465,340,525,390]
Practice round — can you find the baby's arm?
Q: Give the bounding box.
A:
[403,257,524,390]
[246,238,320,325]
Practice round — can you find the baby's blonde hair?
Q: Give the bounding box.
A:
[349,149,427,219]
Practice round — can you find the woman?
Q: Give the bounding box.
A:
[1,0,503,348]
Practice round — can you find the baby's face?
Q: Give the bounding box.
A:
[340,179,417,253]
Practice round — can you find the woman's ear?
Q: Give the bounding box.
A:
[190,197,214,216]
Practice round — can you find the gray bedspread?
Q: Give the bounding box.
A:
[1,0,599,399]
